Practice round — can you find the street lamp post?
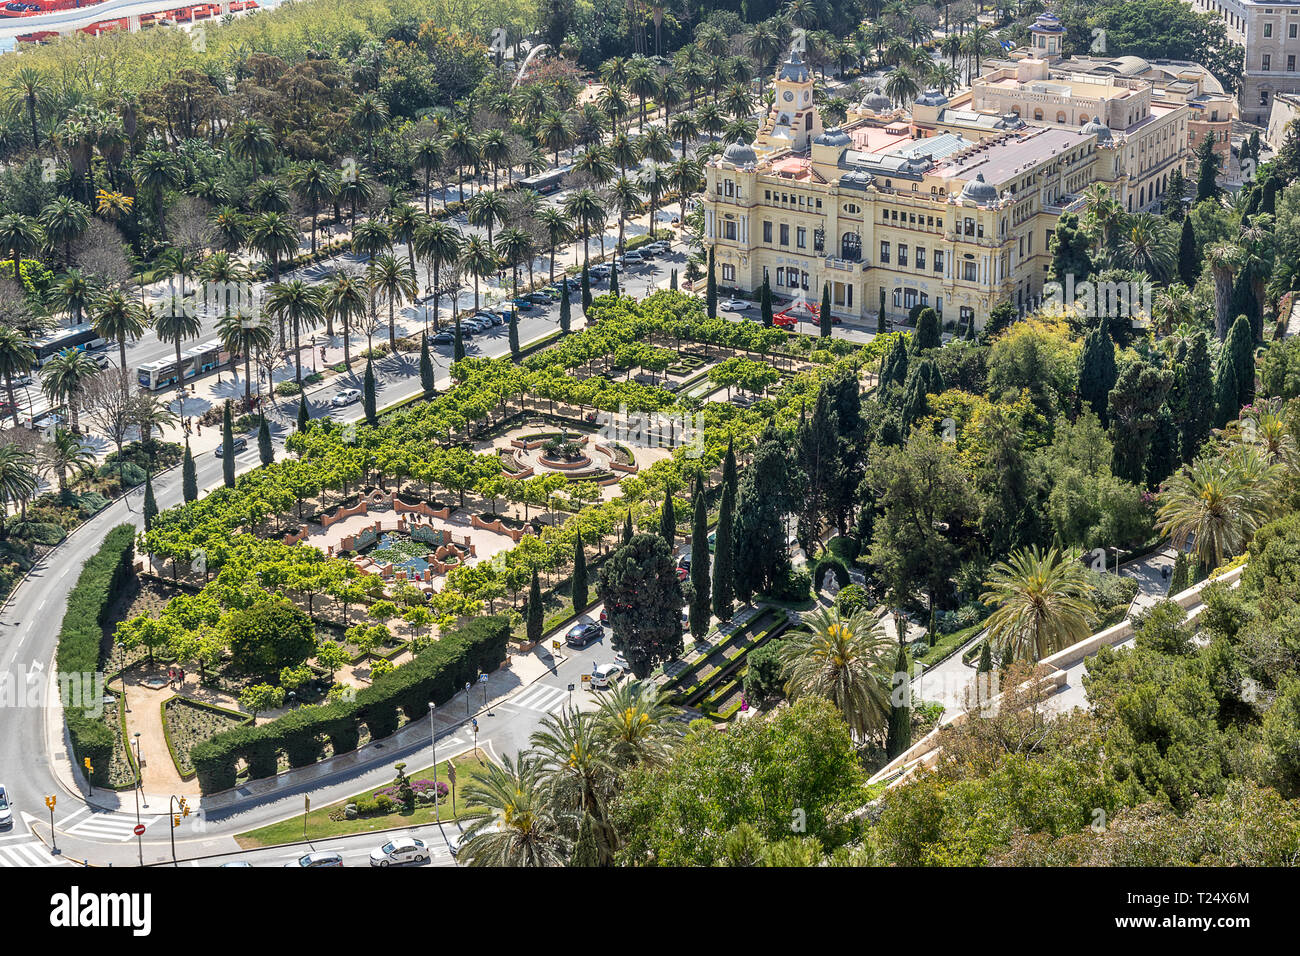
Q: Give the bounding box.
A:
[428,702,439,824]
[117,640,129,714]
[134,732,146,808]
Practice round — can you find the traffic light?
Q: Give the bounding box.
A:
[173,815,181,828]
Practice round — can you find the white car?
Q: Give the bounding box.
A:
[590,661,624,689]
[722,298,751,312]
[331,388,361,407]
[0,785,11,829]
[369,836,430,866]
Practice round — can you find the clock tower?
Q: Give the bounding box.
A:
[764,50,822,154]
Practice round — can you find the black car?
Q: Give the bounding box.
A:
[565,621,603,648]
[215,437,248,457]
[431,331,454,345]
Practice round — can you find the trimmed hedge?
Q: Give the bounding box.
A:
[57,524,137,789]
[190,614,510,794]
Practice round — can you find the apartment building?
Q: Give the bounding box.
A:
[1187,0,1300,125]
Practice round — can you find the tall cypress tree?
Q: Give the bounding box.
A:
[1226,313,1255,409]
[297,394,309,431]
[1180,331,1214,460]
[609,261,620,297]
[913,307,940,351]
[453,318,466,361]
[1213,352,1239,429]
[1177,216,1198,287]
[258,415,273,465]
[363,356,377,426]
[221,400,235,488]
[977,640,993,673]
[711,478,735,620]
[1077,314,1118,423]
[1195,135,1221,202]
[559,286,572,332]
[722,438,738,503]
[527,569,543,644]
[1166,166,1187,221]
[819,283,832,337]
[885,644,911,759]
[877,286,887,335]
[670,268,678,291]
[508,309,520,360]
[143,470,158,531]
[689,485,711,642]
[420,331,436,396]
[760,276,773,327]
[581,262,592,312]
[623,508,634,544]
[572,536,588,611]
[706,245,717,319]
[181,440,198,503]
[659,492,676,548]
[569,812,600,867]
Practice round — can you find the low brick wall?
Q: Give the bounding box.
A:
[472,513,529,542]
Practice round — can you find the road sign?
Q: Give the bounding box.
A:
[478,674,489,683]
[581,674,591,684]
[552,640,561,650]
[567,683,575,692]
[133,824,146,836]
[44,795,56,810]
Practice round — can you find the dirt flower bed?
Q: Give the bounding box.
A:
[163,697,250,778]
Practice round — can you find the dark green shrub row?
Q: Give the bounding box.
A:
[57,524,137,788]
[190,615,510,794]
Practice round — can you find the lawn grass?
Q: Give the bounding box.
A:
[233,750,493,848]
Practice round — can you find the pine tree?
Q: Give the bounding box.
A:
[453,318,466,361]
[296,394,309,431]
[706,245,717,319]
[143,471,158,531]
[363,356,377,426]
[527,569,543,644]
[689,485,711,642]
[221,400,235,488]
[508,309,520,360]
[559,288,572,333]
[819,282,832,337]
[760,277,773,328]
[1077,314,1118,424]
[581,262,592,312]
[609,261,620,297]
[623,508,634,544]
[885,645,912,758]
[569,812,600,867]
[420,331,436,397]
[711,478,735,620]
[181,440,198,503]
[1177,216,1197,287]
[571,536,588,611]
[258,415,273,465]
[659,492,676,548]
[877,286,887,335]
[913,307,940,351]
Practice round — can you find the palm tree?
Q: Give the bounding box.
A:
[0,213,42,283]
[884,66,920,108]
[1156,449,1282,570]
[610,176,643,256]
[1152,284,1198,335]
[1245,399,1300,472]
[625,58,660,133]
[44,427,95,493]
[458,753,570,867]
[668,111,701,158]
[1116,213,1177,281]
[495,228,533,303]
[561,187,605,268]
[1080,182,1124,262]
[91,290,146,389]
[445,124,480,203]
[593,680,678,768]
[367,253,417,351]
[248,209,299,293]
[777,605,895,739]
[289,160,340,255]
[0,444,38,530]
[389,204,427,281]
[480,128,513,190]
[265,280,325,384]
[153,295,203,401]
[637,126,674,166]
[746,20,783,94]
[0,326,35,428]
[639,165,669,237]
[132,150,180,239]
[466,191,509,244]
[980,546,1097,662]
[412,137,446,215]
[351,94,389,164]
[1207,243,1243,340]
[320,270,366,365]
[462,235,499,313]
[50,269,96,325]
[537,111,573,167]
[38,197,90,267]
[217,309,273,403]
[412,221,463,328]
[40,348,99,432]
[667,157,702,226]
[530,708,617,862]
[3,66,52,148]
[226,119,276,170]
[209,205,247,253]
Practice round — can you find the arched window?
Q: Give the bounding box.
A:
[1056,111,1066,124]
[1078,114,1089,125]
[841,232,862,261]
[1033,109,1044,121]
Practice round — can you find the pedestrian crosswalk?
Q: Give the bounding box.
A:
[63,809,162,843]
[0,840,68,867]
[505,684,572,714]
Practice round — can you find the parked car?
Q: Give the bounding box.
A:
[510,297,535,310]
[646,240,672,255]
[589,264,611,279]
[215,437,248,457]
[722,298,751,312]
[331,388,361,407]
[676,566,689,582]
[566,620,603,648]
[525,292,551,304]
[0,785,12,829]
[284,851,343,867]
[431,330,455,345]
[708,530,716,552]
[218,861,253,867]
[369,836,430,866]
[620,250,645,264]
[678,553,691,572]
[590,661,624,689]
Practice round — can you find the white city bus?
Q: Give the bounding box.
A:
[29,323,109,367]
[137,340,227,390]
